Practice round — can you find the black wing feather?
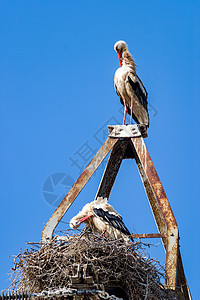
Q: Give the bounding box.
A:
[128,76,148,110]
[93,208,131,236]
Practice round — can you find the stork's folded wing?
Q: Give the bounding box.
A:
[93,207,131,236]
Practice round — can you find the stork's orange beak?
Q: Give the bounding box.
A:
[79,214,93,223]
[117,51,122,67]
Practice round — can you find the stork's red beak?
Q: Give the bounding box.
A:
[79,214,93,223]
[117,51,122,67]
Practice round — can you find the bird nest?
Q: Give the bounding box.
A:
[11,230,175,299]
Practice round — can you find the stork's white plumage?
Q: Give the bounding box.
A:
[114,40,149,126]
[70,197,131,241]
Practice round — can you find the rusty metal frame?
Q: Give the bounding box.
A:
[131,136,179,290]
[41,125,191,299]
[95,139,130,200]
[41,137,118,242]
[130,233,166,239]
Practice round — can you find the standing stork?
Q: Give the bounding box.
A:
[70,197,131,242]
[114,40,149,127]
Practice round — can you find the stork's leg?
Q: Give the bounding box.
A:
[123,105,128,125]
[130,97,133,125]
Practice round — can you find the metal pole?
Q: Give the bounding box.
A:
[131,136,179,290]
[95,139,128,200]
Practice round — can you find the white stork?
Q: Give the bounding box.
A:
[70,197,131,242]
[114,40,149,126]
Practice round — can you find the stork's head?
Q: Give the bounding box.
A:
[69,202,94,229]
[114,40,128,67]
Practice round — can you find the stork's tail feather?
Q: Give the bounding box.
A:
[95,196,108,204]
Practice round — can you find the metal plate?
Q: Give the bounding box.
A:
[108,125,141,138]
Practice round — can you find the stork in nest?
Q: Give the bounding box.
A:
[70,197,132,242]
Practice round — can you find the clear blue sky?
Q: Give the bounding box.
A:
[1,0,199,297]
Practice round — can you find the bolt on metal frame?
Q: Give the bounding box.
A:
[41,125,191,299]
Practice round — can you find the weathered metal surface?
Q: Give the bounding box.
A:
[0,289,123,300]
[108,124,142,138]
[131,233,166,239]
[70,264,94,285]
[130,136,192,299]
[131,137,178,235]
[41,137,118,243]
[3,290,27,300]
[0,290,31,300]
[133,153,168,238]
[165,228,179,290]
[95,139,130,200]
[131,136,179,290]
[176,249,192,300]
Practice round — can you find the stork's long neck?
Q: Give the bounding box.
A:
[122,49,136,71]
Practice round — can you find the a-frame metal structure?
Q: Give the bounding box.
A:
[41,125,191,299]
